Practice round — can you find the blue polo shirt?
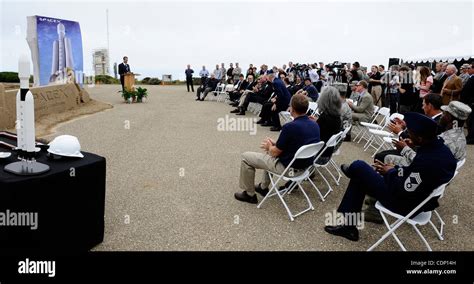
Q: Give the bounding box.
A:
[276,115,321,169]
[304,84,319,101]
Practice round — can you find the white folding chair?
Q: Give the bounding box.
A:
[353,107,389,143]
[329,126,352,185]
[306,131,345,201]
[257,142,325,221]
[430,159,465,240]
[308,102,318,116]
[368,172,458,251]
[356,107,391,144]
[278,111,293,126]
[363,113,404,156]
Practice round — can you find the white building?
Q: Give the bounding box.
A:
[92,49,110,76]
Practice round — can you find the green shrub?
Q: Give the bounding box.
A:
[0,72,20,83]
[95,74,120,84]
[148,78,161,85]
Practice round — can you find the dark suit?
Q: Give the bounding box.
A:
[118,63,131,91]
[185,68,194,92]
[431,72,447,94]
[461,75,474,143]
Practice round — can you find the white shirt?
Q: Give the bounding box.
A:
[308,69,319,82]
[199,69,209,77]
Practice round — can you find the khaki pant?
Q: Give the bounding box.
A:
[352,113,371,123]
[239,152,287,194]
[238,90,252,107]
[371,85,382,107]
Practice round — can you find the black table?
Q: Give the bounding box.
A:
[0,135,106,252]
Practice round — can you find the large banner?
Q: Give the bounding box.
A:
[27,15,83,86]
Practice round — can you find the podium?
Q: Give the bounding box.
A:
[123,73,140,92]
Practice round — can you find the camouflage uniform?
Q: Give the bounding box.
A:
[385,128,466,166]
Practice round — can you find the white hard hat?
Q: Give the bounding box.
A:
[47,135,84,158]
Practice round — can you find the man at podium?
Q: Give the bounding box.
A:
[119,56,131,91]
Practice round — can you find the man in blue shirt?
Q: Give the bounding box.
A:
[267,70,291,131]
[325,112,457,241]
[199,66,209,86]
[299,77,319,102]
[234,94,321,204]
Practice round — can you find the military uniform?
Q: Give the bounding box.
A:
[338,113,457,216]
[385,127,467,166]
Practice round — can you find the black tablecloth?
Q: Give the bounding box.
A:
[0,136,106,252]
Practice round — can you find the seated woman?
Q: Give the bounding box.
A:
[310,86,342,163]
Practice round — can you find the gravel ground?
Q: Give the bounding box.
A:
[45,84,473,251]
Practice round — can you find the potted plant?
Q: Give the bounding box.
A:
[119,90,134,103]
[136,87,148,102]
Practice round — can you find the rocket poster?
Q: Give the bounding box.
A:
[35,16,83,86]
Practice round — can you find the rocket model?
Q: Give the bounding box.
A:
[49,22,74,83]
[4,55,50,176]
[16,54,36,157]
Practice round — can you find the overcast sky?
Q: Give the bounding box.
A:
[1,0,472,80]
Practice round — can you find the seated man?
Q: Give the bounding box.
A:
[324,112,457,241]
[374,93,444,164]
[288,75,304,95]
[229,74,253,104]
[230,76,265,114]
[347,80,374,123]
[234,94,321,204]
[195,73,219,101]
[386,100,472,166]
[244,78,274,110]
[268,71,292,131]
[299,77,319,102]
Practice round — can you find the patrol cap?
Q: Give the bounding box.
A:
[404,112,438,139]
[304,77,311,82]
[266,69,274,75]
[441,101,472,121]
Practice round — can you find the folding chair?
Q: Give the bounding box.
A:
[306,131,345,201]
[211,83,224,101]
[308,102,318,116]
[354,107,390,143]
[328,126,352,185]
[278,111,293,126]
[257,142,325,221]
[363,113,404,156]
[430,159,465,240]
[368,172,458,251]
[353,106,388,143]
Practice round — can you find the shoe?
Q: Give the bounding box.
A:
[256,119,264,124]
[195,98,200,101]
[364,196,377,206]
[270,126,281,132]
[236,109,246,115]
[230,108,240,113]
[362,208,383,224]
[324,225,359,241]
[200,98,204,101]
[340,164,350,178]
[231,102,239,107]
[344,134,351,142]
[261,122,273,127]
[255,184,269,196]
[234,191,258,204]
